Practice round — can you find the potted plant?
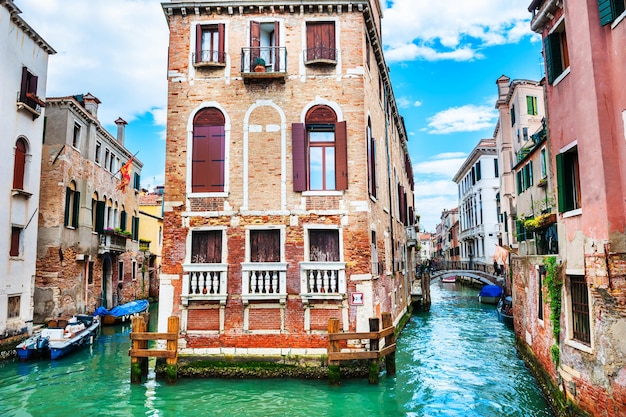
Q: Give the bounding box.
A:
[253,57,266,72]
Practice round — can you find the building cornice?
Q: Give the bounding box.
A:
[452,139,497,183]
[1,0,56,54]
[529,0,563,33]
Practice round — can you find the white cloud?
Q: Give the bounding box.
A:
[381,0,534,63]
[425,105,498,134]
[414,157,466,177]
[413,100,423,107]
[17,0,168,127]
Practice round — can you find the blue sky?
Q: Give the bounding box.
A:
[17,0,543,232]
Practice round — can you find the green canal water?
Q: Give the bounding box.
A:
[0,283,554,416]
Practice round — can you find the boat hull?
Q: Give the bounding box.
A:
[479,295,500,305]
[49,315,101,360]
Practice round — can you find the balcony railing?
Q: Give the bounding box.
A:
[241,46,287,82]
[98,233,128,254]
[241,262,288,304]
[406,226,417,247]
[181,263,228,306]
[299,261,346,304]
[303,47,338,65]
[192,50,226,67]
[16,92,43,119]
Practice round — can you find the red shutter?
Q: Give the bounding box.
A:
[207,126,225,192]
[10,228,20,257]
[13,139,26,190]
[306,24,315,61]
[250,21,260,68]
[20,67,28,102]
[218,24,225,63]
[196,25,203,63]
[192,126,210,192]
[292,123,307,191]
[273,21,280,71]
[335,121,348,190]
[326,22,335,60]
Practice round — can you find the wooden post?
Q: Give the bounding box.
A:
[327,318,341,385]
[368,317,380,384]
[165,315,179,384]
[130,315,147,383]
[382,312,396,376]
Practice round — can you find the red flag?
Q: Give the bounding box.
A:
[117,157,133,191]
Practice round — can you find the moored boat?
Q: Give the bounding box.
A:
[94,299,149,325]
[441,276,456,283]
[478,284,503,304]
[497,296,514,326]
[15,333,51,361]
[49,315,101,360]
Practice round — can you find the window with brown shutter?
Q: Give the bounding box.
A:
[10,227,21,257]
[192,108,226,193]
[13,138,27,190]
[309,229,340,262]
[250,229,280,262]
[191,230,223,263]
[195,24,225,65]
[305,21,336,63]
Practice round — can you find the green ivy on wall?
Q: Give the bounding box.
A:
[543,256,562,366]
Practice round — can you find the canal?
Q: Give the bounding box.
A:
[0,282,553,416]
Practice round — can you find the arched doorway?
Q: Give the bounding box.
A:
[102,255,112,308]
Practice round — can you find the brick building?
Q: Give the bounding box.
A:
[0,0,54,346]
[158,0,417,355]
[35,94,145,322]
[512,1,626,415]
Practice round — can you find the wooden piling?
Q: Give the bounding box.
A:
[129,315,179,384]
[382,312,396,376]
[368,317,380,384]
[327,318,341,385]
[130,315,147,383]
[165,316,179,384]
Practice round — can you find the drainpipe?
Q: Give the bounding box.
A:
[384,87,396,274]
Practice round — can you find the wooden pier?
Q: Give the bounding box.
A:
[129,315,179,383]
[327,312,396,384]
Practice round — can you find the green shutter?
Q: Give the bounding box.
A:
[95,201,105,233]
[64,187,71,226]
[599,0,625,26]
[555,153,566,212]
[120,211,127,231]
[72,191,80,228]
[528,161,533,186]
[544,34,563,84]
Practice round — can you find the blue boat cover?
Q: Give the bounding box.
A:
[479,285,503,298]
[94,299,149,318]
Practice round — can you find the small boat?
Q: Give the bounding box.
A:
[441,276,456,283]
[478,285,503,304]
[497,296,514,326]
[16,315,100,360]
[94,299,149,325]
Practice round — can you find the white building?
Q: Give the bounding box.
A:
[494,75,546,249]
[453,139,500,268]
[0,0,54,343]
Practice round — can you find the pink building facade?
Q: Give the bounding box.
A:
[517,1,626,415]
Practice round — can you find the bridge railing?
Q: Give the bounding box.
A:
[433,261,504,277]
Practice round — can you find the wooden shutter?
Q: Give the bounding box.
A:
[132,216,139,241]
[544,34,562,84]
[273,21,280,71]
[555,153,566,212]
[250,20,261,67]
[335,121,348,190]
[192,126,210,192]
[367,132,373,196]
[120,211,127,231]
[599,0,625,26]
[218,24,225,63]
[207,126,225,192]
[528,161,533,186]
[20,67,29,102]
[10,228,20,257]
[95,200,105,233]
[292,123,307,191]
[195,25,203,63]
[13,139,26,190]
[306,23,316,61]
[250,230,280,262]
[192,231,222,263]
[64,187,71,226]
[72,191,81,228]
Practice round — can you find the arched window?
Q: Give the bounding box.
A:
[106,199,113,229]
[292,105,347,191]
[91,192,99,231]
[13,138,27,190]
[192,107,225,193]
[64,181,80,228]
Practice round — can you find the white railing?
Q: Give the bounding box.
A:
[181,263,228,305]
[241,262,288,304]
[299,261,346,304]
[98,233,128,254]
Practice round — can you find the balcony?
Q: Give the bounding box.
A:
[98,233,128,254]
[16,92,45,119]
[299,261,346,304]
[303,47,338,66]
[241,262,288,304]
[406,226,417,247]
[181,263,228,306]
[240,47,287,83]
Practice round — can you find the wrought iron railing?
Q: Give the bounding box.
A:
[193,50,227,66]
[240,46,287,74]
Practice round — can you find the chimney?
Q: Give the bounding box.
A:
[115,117,128,145]
[495,75,510,106]
[82,92,101,118]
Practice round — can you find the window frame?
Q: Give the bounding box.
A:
[10,226,23,257]
[598,0,626,26]
[191,107,226,195]
[64,181,80,229]
[569,274,591,346]
[304,20,337,64]
[191,229,224,264]
[195,23,226,65]
[544,18,570,85]
[526,95,538,116]
[13,138,27,191]
[556,145,581,213]
[7,295,21,319]
[72,121,82,149]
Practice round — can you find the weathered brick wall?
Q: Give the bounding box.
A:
[187,308,220,331]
